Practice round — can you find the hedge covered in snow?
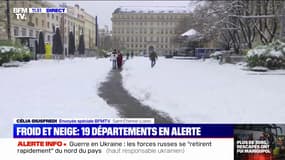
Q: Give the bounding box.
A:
[0,46,33,66]
[247,40,285,69]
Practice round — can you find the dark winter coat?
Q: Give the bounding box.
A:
[117,53,123,68]
[149,51,157,61]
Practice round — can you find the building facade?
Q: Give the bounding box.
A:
[98,25,111,49]
[111,7,190,55]
[0,1,97,55]
[0,0,59,42]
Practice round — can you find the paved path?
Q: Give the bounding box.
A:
[98,70,174,123]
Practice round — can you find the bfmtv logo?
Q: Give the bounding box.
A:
[13,8,28,20]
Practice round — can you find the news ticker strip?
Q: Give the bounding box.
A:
[13,124,233,138]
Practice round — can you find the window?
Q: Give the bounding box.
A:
[47,22,50,28]
[35,17,38,26]
[56,16,58,21]
[42,20,44,27]
[29,29,33,37]
[29,15,32,22]
[52,14,54,19]
[14,27,19,36]
[22,28,27,36]
[47,13,49,18]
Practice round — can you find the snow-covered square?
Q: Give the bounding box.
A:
[122,57,285,123]
[0,58,118,137]
[1,57,285,137]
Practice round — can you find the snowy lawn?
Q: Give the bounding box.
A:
[122,57,285,123]
[0,58,118,137]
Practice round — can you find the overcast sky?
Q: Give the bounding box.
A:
[52,1,196,30]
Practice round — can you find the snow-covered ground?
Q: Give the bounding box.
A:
[122,57,285,123]
[0,58,118,137]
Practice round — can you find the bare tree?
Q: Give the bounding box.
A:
[178,0,284,54]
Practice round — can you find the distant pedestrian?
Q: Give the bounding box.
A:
[149,48,158,68]
[110,49,117,69]
[126,53,130,60]
[131,52,134,58]
[117,50,123,69]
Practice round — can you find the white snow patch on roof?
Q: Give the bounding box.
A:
[181,29,199,36]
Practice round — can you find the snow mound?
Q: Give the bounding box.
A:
[2,61,22,67]
[0,46,15,53]
[210,51,224,57]
[250,66,268,72]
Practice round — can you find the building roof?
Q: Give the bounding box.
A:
[181,29,203,41]
[114,6,191,14]
[181,29,199,37]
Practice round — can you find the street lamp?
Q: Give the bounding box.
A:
[6,0,11,40]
